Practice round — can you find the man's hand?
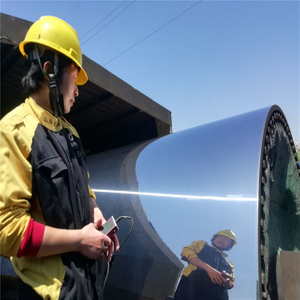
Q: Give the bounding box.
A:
[188,257,229,286]
[79,223,113,261]
[90,198,120,259]
[206,267,227,285]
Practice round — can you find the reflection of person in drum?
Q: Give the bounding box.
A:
[174,230,237,300]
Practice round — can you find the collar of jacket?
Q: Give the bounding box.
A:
[26,97,71,132]
[210,244,228,258]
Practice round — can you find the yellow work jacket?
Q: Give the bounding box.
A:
[0,98,96,299]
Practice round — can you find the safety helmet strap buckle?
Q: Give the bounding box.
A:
[36,48,63,118]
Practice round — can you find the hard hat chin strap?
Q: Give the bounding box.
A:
[49,73,64,117]
[32,45,65,117]
[211,240,233,252]
[213,244,231,251]
[48,50,65,117]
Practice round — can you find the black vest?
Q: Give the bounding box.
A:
[31,125,104,300]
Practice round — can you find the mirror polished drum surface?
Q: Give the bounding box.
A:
[88,105,300,300]
[134,108,267,299]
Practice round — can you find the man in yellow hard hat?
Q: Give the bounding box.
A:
[0,16,119,300]
[174,230,237,300]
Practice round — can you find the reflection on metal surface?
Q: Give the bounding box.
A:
[92,189,257,201]
[87,105,299,300]
[173,231,236,299]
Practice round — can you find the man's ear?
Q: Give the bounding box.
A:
[43,61,53,75]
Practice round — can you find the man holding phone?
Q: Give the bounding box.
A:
[0,16,119,300]
[174,230,236,300]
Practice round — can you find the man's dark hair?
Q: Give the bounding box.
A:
[21,44,75,97]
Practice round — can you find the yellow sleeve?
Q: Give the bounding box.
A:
[181,240,206,260]
[88,186,96,200]
[227,260,235,281]
[0,113,34,257]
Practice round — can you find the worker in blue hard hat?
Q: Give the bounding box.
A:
[174,230,237,300]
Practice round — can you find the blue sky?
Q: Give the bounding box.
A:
[1,0,299,142]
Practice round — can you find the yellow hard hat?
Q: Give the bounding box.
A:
[214,229,237,245]
[19,16,88,85]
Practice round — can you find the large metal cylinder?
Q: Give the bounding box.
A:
[88,105,300,300]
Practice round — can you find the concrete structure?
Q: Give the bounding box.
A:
[277,251,300,300]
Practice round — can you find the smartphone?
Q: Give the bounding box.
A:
[99,216,119,237]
